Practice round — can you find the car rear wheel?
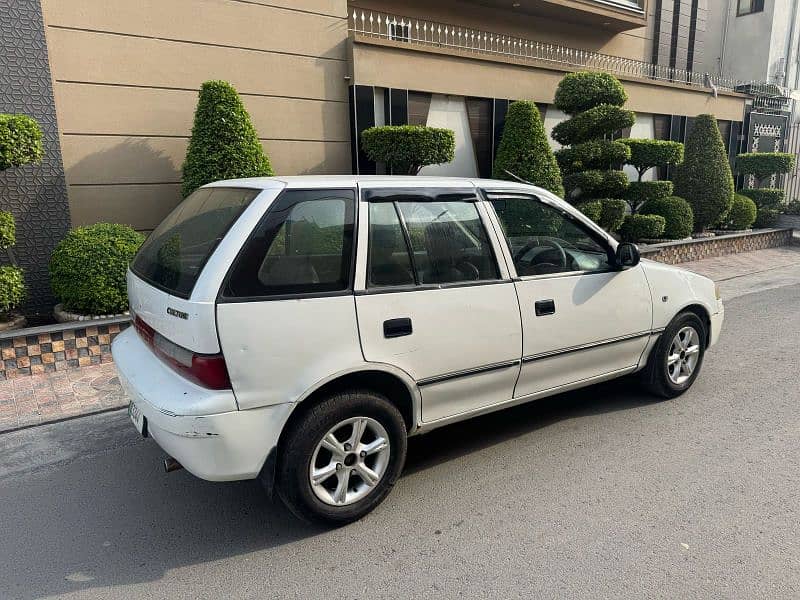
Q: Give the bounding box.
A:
[276,389,407,526]
[641,311,707,399]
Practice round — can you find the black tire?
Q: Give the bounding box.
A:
[276,389,407,526]
[641,311,707,399]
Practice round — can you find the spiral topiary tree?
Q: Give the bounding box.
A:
[736,152,796,227]
[552,72,634,232]
[673,114,734,232]
[492,101,563,196]
[182,80,273,198]
[0,114,43,322]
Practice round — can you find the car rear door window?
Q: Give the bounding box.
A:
[366,193,500,288]
[223,189,356,299]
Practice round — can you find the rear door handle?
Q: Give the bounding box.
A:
[535,299,556,316]
[383,317,413,338]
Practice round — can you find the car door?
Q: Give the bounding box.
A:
[355,186,522,423]
[484,191,653,399]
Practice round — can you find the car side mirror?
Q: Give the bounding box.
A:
[615,242,640,268]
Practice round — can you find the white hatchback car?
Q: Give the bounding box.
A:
[113,176,723,524]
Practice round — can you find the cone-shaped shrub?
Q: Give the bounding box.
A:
[673,114,734,232]
[552,72,631,232]
[492,101,563,196]
[181,80,273,197]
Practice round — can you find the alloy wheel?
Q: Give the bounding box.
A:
[667,326,700,385]
[309,416,391,506]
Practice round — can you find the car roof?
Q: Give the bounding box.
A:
[203,175,548,195]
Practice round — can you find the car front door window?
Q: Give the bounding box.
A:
[489,196,613,277]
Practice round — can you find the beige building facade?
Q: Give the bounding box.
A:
[37,0,750,230]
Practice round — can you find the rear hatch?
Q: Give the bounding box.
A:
[127,186,263,388]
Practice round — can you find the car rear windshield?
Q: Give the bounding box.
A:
[132,187,261,298]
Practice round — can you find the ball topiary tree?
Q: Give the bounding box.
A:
[639,196,693,239]
[0,114,43,321]
[552,72,634,232]
[719,193,757,230]
[492,100,563,196]
[361,125,455,175]
[673,114,734,232]
[620,139,684,214]
[182,80,273,198]
[736,152,796,227]
[49,223,145,316]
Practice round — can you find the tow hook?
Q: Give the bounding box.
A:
[163,457,184,473]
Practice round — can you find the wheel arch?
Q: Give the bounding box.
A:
[679,303,713,348]
[258,365,420,496]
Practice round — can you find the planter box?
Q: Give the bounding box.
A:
[0,315,130,379]
[640,228,794,265]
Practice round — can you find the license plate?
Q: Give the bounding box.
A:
[128,401,146,436]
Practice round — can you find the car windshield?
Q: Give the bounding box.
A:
[132,187,260,298]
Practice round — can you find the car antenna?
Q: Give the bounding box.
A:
[503,169,534,186]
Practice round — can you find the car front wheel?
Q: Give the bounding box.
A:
[641,311,707,399]
[276,389,407,526]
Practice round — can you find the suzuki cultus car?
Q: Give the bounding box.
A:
[113,176,723,524]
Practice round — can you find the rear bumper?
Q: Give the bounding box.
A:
[112,328,292,481]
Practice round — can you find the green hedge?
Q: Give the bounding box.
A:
[598,199,626,232]
[620,139,684,179]
[0,114,44,171]
[575,200,603,222]
[563,170,628,201]
[492,101,563,195]
[624,180,673,212]
[0,266,24,316]
[739,187,785,209]
[721,194,757,230]
[182,80,273,198]
[0,210,15,250]
[736,152,795,184]
[673,114,734,231]
[554,140,630,176]
[551,104,636,146]
[362,125,455,175]
[754,208,779,228]
[639,196,693,239]
[785,199,800,215]
[619,214,666,242]
[50,223,145,315]
[553,72,628,115]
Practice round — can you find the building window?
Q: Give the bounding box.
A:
[737,0,764,16]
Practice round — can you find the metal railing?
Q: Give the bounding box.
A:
[349,9,778,95]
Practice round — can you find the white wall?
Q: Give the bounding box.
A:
[419,94,479,177]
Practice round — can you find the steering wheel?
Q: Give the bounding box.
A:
[513,237,568,273]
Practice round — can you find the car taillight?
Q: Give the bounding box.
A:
[134,316,231,390]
